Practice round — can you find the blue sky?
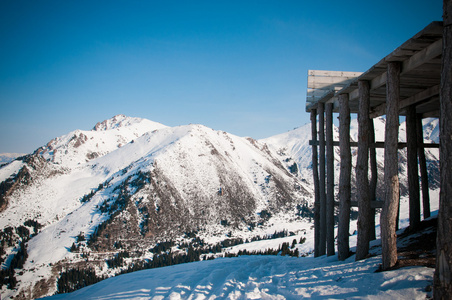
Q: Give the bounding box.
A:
[0,0,442,153]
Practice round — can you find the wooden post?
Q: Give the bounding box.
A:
[434,1,452,297]
[337,93,351,261]
[381,61,401,270]
[356,80,371,261]
[311,109,321,257]
[406,104,421,230]
[369,119,378,240]
[326,103,335,256]
[318,103,327,256]
[416,114,430,219]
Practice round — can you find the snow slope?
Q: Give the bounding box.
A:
[43,188,441,300]
[44,254,433,300]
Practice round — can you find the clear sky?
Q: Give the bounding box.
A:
[0,0,442,153]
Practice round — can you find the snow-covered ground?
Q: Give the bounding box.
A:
[43,189,439,300]
[44,250,433,300]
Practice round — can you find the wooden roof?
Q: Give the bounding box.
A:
[306,21,443,118]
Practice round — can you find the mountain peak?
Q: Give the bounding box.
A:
[93,114,148,131]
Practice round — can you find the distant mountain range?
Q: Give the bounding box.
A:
[0,114,440,299]
[0,153,26,165]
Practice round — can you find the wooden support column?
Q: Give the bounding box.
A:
[406,104,421,230]
[369,119,378,240]
[325,103,335,256]
[434,0,452,296]
[311,109,321,257]
[356,80,371,261]
[381,61,401,270]
[337,93,351,261]
[416,114,430,219]
[318,103,326,256]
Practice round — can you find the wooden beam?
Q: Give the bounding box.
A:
[356,80,371,261]
[401,39,442,73]
[369,119,378,240]
[308,75,360,88]
[348,71,388,103]
[347,37,442,109]
[406,105,421,230]
[350,201,384,209]
[371,72,387,90]
[308,70,363,77]
[325,103,335,257]
[337,93,351,261]
[348,88,360,102]
[318,103,326,256]
[421,110,440,118]
[416,114,430,220]
[399,85,440,111]
[381,61,401,270]
[371,37,441,91]
[369,84,440,118]
[336,201,383,208]
[308,140,439,149]
[311,110,321,257]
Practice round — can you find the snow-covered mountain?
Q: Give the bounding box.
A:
[0,114,440,299]
[0,153,26,165]
[37,114,168,168]
[0,115,311,299]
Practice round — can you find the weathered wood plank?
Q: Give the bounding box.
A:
[308,75,361,87]
[308,70,363,77]
[306,70,362,112]
[306,90,336,104]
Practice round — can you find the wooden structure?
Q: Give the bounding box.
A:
[306,21,444,267]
